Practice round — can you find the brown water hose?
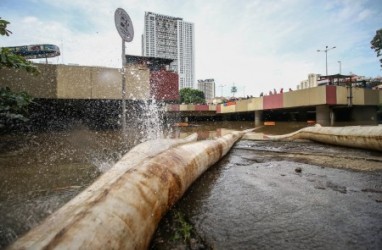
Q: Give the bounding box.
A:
[9,131,245,249]
[265,125,382,152]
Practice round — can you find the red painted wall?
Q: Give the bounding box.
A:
[167,104,180,111]
[263,94,283,110]
[195,105,209,111]
[326,85,337,105]
[216,104,222,113]
[150,70,179,101]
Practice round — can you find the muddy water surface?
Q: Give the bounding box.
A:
[0,126,145,248]
[1,122,381,249]
[0,121,255,248]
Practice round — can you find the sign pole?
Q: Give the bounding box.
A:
[121,39,127,131]
[114,7,134,132]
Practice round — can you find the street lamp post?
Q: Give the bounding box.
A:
[317,45,336,76]
[338,61,342,74]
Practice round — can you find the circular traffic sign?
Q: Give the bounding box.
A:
[114,8,134,42]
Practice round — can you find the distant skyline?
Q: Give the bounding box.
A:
[1,0,381,97]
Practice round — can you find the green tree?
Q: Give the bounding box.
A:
[179,88,205,104]
[0,18,12,36]
[0,17,37,130]
[0,17,39,74]
[371,28,382,68]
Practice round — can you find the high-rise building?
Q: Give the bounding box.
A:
[197,79,215,100]
[142,12,195,89]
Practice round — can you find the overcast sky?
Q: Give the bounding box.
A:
[1,0,382,97]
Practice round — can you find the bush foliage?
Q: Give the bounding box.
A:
[0,17,37,131]
[179,88,205,104]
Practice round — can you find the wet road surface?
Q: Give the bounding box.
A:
[153,140,382,249]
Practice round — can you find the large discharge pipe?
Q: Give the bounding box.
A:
[9,131,245,249]
[264,125,382,152]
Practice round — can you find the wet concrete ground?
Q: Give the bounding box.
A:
[152,140,382,250]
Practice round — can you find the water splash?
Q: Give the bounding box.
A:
[140,98,165,141]
[91,158,116,173]
[125,96,166,143]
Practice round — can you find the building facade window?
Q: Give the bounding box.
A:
[197,79,215,100]
[143,11,194,90]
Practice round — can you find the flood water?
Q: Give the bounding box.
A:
[0,121,255,248]
[1,121,381,249]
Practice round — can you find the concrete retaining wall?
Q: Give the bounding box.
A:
[0,64,57,98]
[0,64,174,101]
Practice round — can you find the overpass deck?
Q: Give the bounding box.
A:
[167,85,381,114]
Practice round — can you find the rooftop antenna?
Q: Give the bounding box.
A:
[231,83,237,97]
